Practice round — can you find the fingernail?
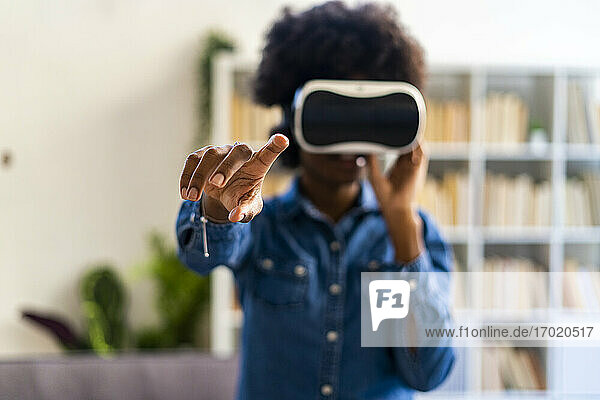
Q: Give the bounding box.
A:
[274,134,288,146]
[187,187,199,201]
[228,209,237,221]
[180,187,187,199]
[210,173,225,186]
[239,213,245,222]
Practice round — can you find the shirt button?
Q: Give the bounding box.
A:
[321,384,333,396]
[329,241,341,252]
[409,278,417,291]
[329,283,342,295]
[368,260,380,271]
[261,258,274,270]
[326,330,338,342]
[294,265,307,277]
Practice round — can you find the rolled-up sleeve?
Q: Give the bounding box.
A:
[176,199,253,275]
[388,210,456,391]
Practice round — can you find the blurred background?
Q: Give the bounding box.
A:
[2,0,600,399]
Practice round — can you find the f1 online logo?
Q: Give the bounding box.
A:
[369,280,411,331]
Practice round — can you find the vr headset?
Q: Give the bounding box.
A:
[291,80,426,154]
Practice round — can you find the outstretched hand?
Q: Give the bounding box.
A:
[179,134,289,223]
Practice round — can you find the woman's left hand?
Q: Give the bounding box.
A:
[366,144,428,213]
[366,144,428,263]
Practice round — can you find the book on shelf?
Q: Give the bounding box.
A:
[482,347,545,391]
[563,259,600,310]
[484,92,529,144]
[231,92,282,144]
[417,171,469,226]
[567,81,600,144]
[484,173,551,226]
[451,260,466,310]
[565,172,600,226]
[481,257,548,310]
[425,99,470,142]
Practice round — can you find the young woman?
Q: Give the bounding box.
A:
[177,2,454,398]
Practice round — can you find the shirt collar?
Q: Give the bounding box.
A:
[276,175,380,220]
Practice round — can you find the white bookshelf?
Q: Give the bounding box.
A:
[208,53,600,395]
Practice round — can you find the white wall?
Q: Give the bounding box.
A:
[1,0,599,356]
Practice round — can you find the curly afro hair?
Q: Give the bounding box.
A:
[253,1,426,168]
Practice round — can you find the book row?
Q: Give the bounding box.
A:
[229,88,599,146]
[482,347,545,391]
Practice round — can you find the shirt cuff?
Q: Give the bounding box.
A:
[395,251,431,272]
[389,251,451,323]
[178,200,246,245]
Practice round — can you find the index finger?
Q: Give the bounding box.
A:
[366,154,388,195]
[250,133,289,175]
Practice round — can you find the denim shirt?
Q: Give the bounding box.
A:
[176,176,455,400]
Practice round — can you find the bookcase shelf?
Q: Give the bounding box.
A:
[208,53,600,397]
[483,144,554,160]
[563,227,600,243]
[481,227,554,244]
[566,143,600,160]
[427,142,470,160]
[440,226,470,243]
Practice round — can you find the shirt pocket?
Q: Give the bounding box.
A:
[252,254,311,307]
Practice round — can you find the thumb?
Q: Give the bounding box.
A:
[228,195,263,223]
[249,134,289,177]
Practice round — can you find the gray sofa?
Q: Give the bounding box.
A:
[0,352,238,400]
